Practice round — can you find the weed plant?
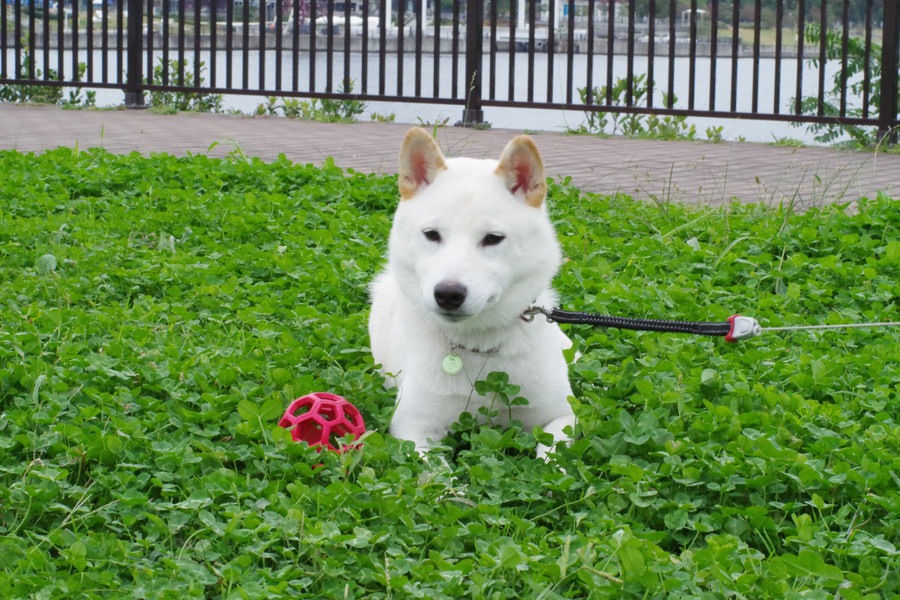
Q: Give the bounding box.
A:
[147,59,223,114]
[0,149,897,598]
[570,75,708,142]
[0,47,95,108]
[256,81,366,123]
[791,24,899,147]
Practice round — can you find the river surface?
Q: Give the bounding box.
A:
[7,48,853,143]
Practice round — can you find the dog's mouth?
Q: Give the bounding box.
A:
[437,310,471,322]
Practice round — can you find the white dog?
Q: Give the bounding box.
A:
[369,128,576,458]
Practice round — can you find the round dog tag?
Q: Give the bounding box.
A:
[441,354,463,375]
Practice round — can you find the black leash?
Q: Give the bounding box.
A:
[523,307,760,342]
[525,306,900,343]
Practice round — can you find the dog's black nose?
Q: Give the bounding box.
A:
[434,282,467,311]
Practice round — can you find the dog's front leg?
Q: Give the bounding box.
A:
[536,414,577,459]
[388,386,455,455]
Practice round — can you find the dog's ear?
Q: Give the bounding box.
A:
[398,128,447,200]
[495,136,547,208]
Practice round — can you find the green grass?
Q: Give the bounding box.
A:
[0,148,898,599]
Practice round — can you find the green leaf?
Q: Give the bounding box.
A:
[700,368,717,387]
[774,550,844,582]
[237,399,260,421]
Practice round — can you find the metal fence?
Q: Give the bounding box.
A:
[2,0,898,139]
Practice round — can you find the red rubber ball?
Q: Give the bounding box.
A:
[279,393,366,452]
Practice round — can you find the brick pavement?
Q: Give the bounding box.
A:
[2,103,898,206]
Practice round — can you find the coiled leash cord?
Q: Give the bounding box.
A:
[523,307,900,343]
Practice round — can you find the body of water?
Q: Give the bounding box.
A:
[6,47,854,143]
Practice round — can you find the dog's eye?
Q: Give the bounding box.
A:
[423,229,442,243]
[481,233,506,247]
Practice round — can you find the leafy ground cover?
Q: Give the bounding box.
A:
[0,148,897,599]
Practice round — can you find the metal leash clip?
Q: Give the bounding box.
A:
[521,306,552,322]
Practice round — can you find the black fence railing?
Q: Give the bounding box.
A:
[2,1,898,140]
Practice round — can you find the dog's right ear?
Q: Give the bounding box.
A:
[398,128,447,200]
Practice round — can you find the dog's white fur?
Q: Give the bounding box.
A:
[369,128,576,458]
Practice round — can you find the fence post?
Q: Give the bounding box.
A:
[125,0,145,108]
[458,0,484,126]
[878,0,898,143]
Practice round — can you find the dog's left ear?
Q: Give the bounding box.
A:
[495,136,547,208]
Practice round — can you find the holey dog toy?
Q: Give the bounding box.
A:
[279,393,366,452]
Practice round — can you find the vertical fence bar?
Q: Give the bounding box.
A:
[752,0,761,113]
[460,0,483,124]
[71,0,78,81]
[344,0,352,93]
[326,1,335,93]
[13,0,21,79]
[794,0,805,116]
[292,0,300,92]
[878,0,899,141]
[451,0,459,99]
[260,0,268,91]
[625,0,633,106]
[195,0,203,90]
[397,0,404,96]
[145,0,153,94]
[528,0,536,103]
[567,0,575,105]
[363,0,370,93]
[647,0,655,108]
[729,0,739,112]
[100,1,109,81]
[125,0,144,107]
[118,0,125,85]
[85,0,93,82]
[27,1,35,79]
[689,0,701,108]
[547,0,555,102]
[179,0,186,87]
[773,0,783,113]
[816,0,827,116]
[413,0,422,97]
[839,0,850,117]
[489,0,497,100]
[378,0,386,96]
[709,0,719,111]
[861,0,873,119]
[101,0,109,84]
[0,0,6,80]
[433,0,441,98]
[225,0,233,89]
[162,0,170,85]
[242,0,250,89]
[607,0,616,105]
[586,0,595,106]
[276,0,284,93]
[60,0,68,83]
[209,2,219,87]
[667,0,675,108]
[210,0,218,89]
[29,8,37,82]
[26,1,33,79]
[42,0,50,82]
[310,0,318,93]
[507,0,516,101]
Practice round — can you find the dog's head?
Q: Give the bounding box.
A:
[388,128,562,329]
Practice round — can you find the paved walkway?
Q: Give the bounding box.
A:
[2,104,898,206]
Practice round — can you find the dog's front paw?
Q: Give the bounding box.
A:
[535,414,577,460]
